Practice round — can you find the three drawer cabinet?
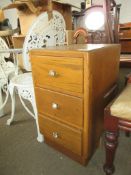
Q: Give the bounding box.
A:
[30,44,120,165]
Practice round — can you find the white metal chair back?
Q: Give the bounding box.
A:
[0,37,16,78]
[0,37,10,76]
[23,10,66,71]
[0,37,15,111]
[0,37,10,59]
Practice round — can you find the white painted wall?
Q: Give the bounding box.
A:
[92,0,103,5]
[119,0,131,23]
[4,9,18,29]
[0,0,10,8]
[0,0,18,29]
[61,0,84,8]
[92,0,121,5]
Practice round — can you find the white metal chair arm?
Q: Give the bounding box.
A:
[0,48,23,54]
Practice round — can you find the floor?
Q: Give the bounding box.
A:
[0,68,131,175]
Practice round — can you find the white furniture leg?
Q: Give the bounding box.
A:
[32,98,44,143]
[7,84,15,125]
[0,87,4,117]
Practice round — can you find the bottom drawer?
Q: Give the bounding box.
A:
[39,115,82,156]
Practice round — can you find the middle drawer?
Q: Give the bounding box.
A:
[35,88,83,128]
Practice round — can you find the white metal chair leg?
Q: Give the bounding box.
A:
[7,84,15,125]
[0,87,4,117]
[32,98,44,143]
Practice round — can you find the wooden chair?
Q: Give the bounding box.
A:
[73,27,88,44]
[103,79,131,175]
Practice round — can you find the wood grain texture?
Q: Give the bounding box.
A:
[31,56,84,94]
[120,40,131,53]
[35,88,83,128]
[39,115,82,156]
[83,45,120,158]
[119,23,131,53]
[30,44,120,164]
[44,137,87,165]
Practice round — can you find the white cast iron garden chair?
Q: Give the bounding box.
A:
[0,37,16,116]
[0,10,66,142]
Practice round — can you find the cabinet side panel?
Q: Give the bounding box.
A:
[83,45,120,159]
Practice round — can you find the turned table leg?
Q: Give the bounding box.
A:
[103,108,119,175]
[104,130,119,175]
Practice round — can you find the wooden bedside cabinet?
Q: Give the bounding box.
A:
[30,44,120,165]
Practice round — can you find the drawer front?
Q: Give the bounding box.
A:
[31,56,83,93]
[35,88,83,127]
[120,30,131,39]
[120,40,131,53]
[39,115,82,156]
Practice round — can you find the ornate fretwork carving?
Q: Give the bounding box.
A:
[23,10,66,70]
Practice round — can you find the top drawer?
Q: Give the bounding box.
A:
[31,56,83,94]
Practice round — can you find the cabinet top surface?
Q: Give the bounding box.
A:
[30,44,120,54]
